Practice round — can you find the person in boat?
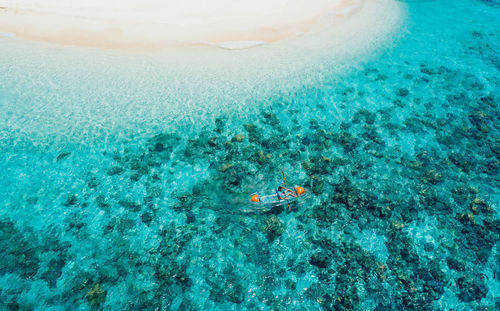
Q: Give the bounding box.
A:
[250,185,305,204]
[277,186,298,201]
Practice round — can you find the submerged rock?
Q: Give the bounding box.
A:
[227,283,245,304]
[231,134,245,142]
[244,123,262,143]
[178,296,199,311]
[222,165,245,187]
[208,136,218,147]
[41,256,68,288]
[456,212,476,225]
[86,284,107,308]
[390,220,405,231]
[0,220,40,279]
[448,152,474,173]
[446,256,466,271]
[470,197,492,214]
[56,151,71,161]
[423,242,434,252]
[155,258,191,290]
[261,215,285,242]
[261,112,280,126]
[95,195,110,210]
[310,252,330,269]
[456,274,487,302]
[285,279,297,290]
[396,88,410,97]
[375,262,387,282]
[209,279,245,304]
[147,133,180,154]
[87,177,100,189]
[215,117,226,133]
[64,194,79,207]
[110,217,136,233]
[219,163,233,173]
[141,212,153,225]
[118,199,141,212]
[423,170,443,184]
[173,195,195,211]
[186,211,196,224]
[311,175,324,195]
[423,280,445,301]
[336,131,360,153]
[107,166,124,176]
[146,185,163,199]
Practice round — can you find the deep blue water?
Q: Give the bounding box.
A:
[0,0,499,310]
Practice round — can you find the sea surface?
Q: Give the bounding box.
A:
[0,0,499,310]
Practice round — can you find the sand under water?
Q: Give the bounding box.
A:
[0,0,499,310]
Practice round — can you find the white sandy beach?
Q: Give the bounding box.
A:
[0,0,402,50]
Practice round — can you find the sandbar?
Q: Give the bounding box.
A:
[0,0,393,50]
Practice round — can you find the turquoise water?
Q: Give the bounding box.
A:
[1,0,499,310]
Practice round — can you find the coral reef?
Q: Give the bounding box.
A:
[0,1,499,310]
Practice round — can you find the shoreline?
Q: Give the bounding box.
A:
[0,0,372,50]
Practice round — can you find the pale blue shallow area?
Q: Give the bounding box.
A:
[0,0,499,310]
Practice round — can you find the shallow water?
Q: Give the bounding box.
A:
[0,0,499,310]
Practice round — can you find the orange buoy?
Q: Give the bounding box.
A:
[295,186,305,195]
[251,194,260,202]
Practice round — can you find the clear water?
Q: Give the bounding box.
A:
[1,0,499,310]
